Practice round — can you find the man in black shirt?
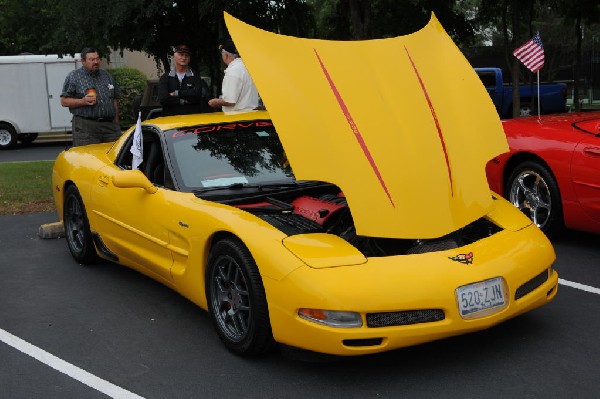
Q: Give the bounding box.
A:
[158,45,210,116]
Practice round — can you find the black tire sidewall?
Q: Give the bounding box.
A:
[64,185,97,264]
[18,133,39,144]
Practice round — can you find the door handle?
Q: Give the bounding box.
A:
[583,147,600,158]
[98,175,110,186]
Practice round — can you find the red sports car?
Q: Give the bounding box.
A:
[486,111,600,236]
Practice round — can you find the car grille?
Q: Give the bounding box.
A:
[366,309,445,328]
[515,269,549,300]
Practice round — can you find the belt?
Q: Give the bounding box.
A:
[76,115,114,122]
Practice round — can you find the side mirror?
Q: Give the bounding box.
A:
[112,170,158,194]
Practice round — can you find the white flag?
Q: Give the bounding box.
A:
[131,112,143,170]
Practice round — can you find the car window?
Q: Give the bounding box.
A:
[477,71,496,88]
[115,127,175,189]
[165,120,294,192]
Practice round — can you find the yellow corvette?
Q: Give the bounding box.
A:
[52,14,557,356]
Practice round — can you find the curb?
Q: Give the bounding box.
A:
[38,222,65,239]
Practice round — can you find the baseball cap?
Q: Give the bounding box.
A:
[174,44,191,54]
[219,39,238,56]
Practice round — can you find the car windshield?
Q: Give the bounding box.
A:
[165,120,295,192]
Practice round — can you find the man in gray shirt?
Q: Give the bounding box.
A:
[61,47,121,146]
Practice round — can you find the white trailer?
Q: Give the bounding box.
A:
[0,54,80,149]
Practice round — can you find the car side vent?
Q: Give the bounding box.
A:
[366,309,445,328]
[515,269,549,300]
[258,214,323,236]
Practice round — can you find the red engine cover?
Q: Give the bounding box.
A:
[291,196,346,225]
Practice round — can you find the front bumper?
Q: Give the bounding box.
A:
[264,224,557,356]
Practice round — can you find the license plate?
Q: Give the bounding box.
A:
[456,277,506,318]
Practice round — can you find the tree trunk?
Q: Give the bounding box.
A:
[573,15,582,111]
[348,0,370,40]
[511,0,521,118]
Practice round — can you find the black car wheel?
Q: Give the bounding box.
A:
[63,185,98,264]
[506,161,564,236]
[519,103,534,117]
[206,237,274,356]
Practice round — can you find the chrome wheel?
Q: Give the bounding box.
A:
[0,124,17,149]
[507,161,563,236]
[519,103,533,117]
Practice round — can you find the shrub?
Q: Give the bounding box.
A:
[107,67,147,126]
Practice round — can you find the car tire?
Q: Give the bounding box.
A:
[506,161,564,236]
[18,133,38,144]
[206,237,274,356]
[63,185,98,264]
[0,123,18,150]
[519,103,534,117]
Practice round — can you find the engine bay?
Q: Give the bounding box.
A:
[232,184,503,257]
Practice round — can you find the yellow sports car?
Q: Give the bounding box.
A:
[52,14,558,357]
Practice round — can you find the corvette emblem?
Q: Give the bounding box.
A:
[449,252,473,265]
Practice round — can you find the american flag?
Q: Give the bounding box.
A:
[513,32,545,73]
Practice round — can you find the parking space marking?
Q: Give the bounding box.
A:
[559,279,600,295]
[0,328,144,399]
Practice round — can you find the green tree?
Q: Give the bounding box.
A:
[309,0,476,45]
[0,0,314,92]
[0,0,60,54]
[107,67,147,125]
[554,0,600,110]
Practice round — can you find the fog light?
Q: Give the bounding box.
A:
[298,308,362,328]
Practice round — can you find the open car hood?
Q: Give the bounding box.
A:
[225,13,508,239]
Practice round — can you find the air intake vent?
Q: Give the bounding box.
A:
[366,309,445,328]
[258,213,323,235]
[515,269,549,300]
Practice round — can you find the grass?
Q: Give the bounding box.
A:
[0,161,56,215]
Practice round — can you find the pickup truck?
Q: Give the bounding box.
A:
[475,67,567,118]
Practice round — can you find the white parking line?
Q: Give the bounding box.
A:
[559,279,600,295]
[0,328,144,399]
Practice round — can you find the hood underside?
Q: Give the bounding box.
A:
[225,13,508,239]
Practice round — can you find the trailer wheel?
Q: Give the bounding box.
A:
[18,133,38,144]
[0,123,18,149]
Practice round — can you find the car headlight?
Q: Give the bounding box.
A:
[298,308,362,328]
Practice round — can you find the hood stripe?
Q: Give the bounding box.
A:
[404,47,454,196]
[314,49,395,207]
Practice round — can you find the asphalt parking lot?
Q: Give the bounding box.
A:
[0,135,71,162]
[1,211,599,399]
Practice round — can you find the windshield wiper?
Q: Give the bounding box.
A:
[193,181,299,195]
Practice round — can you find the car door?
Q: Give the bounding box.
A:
[571,133,600,224]
[90,137,174,283]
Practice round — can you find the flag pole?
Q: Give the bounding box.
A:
[536,71,541,120]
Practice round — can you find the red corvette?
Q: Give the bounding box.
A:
[486,111,600,236]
